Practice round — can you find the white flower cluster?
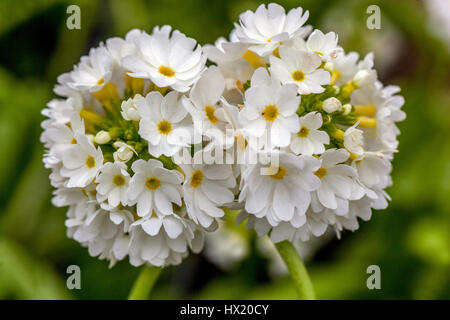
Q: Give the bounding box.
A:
[41,3,405,268]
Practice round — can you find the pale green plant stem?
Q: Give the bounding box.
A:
[274,240,316,300]
[127,266,162,300]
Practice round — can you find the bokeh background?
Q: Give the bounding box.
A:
[0,0,449,300]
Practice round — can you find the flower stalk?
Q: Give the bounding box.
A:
[127,266,162,300]
[274,240,316,300]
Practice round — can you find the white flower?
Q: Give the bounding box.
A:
[68,46,114,92]
[180,158,236,228]
[322,97,342,113]
[42,114,85,159]
[121,94,143,121]
[312,149,359,210]
[123,26,206,92]
[292,29,341,61]
[240,68,300,147]
[327,51,359,85]
[344,123,365,155]
[239,152,321,227]
[113,141,137,163]
[128,214,204,267]
[182,66,227,134]
[128,159,183,217]
[60,134,104,188]
[96,162,130,207]
[290,112,329,155]
[73,208,133,267]
[138,91,193,157]
[204,220,249,271]
[270,47,331,94]
[352,152,391,189]
[233,3,310,56]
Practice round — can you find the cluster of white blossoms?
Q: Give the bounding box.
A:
[41,3,405,268]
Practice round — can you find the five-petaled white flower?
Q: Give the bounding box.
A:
[233,3,310,56]
[240,68,300,147]
[96,162,131,207]
[290,112,329,155]
[123,26,206,92]
[61,134,104,188]
[128,159,183,217]
[138,91,194,157]
[270,46,331,94]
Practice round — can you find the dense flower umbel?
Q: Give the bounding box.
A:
[41,3,405,268]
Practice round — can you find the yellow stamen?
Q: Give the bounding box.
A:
[341,81,357,99]
[85,156,95,169]
[269,165,287,180]
[349,152,360,161]
[158,66,175,77]
[315,51,324,56]
[262,104,279,122]
[292,70,305,82]
[157,120,172,135]
[297,126,309,138]
[125,74,145,95]
[354,104,376,117]
[235,133,248,151]
[79,109,104,133]
[236,80,245,93]
[358,116,377,128]
[273,47,280,58]
[97,77,105,85]
[331,128,345,141]
[205,105,219,124]
[145,177,161,190]
[330,70,341,85]
[190,170,204,188]
[242,50,266,69]
[314,167,327,179]
[93,82,121,112]
[71,138,77,144]
[113,175,126,186]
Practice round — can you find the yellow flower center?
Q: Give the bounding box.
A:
[205,105,219,124]
[71,138,77,144]
[314,167,327,179]
[113,174,126,186]
[145,177,161,190]
[157,120,172,135]
[297,126,309,138]
[158,66,175,77]
[314,51,324,56]
[85,156,95,169]
[262,104,279,122]
[190,170,204,188]
[292,70,305,82]
[269,165,287,180]
[96,77,105,85]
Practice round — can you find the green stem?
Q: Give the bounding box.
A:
[274,240,316,300]
[127,266,162,300]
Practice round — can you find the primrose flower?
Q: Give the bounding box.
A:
[41,3,405,268]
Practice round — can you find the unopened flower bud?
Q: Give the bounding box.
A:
[94,130,111,144]
[342,104,352,115]
[121,94,143,121]
[324,62,334,72]
[322,97,342,113]
[113,141,136,163]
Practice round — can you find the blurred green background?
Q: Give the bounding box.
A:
[0,0,449,300]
